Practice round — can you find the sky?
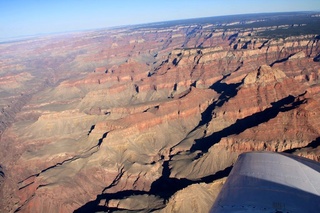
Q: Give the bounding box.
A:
[1,0,320,40]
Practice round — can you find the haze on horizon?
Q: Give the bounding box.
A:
[1,0,320,40]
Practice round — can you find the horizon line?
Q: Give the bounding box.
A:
[1,10,319,43]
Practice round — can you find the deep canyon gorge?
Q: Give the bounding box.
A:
[0,12,320,212]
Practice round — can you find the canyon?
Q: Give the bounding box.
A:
[0,12,320,212]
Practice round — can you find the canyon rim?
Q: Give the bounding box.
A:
[0,12,320,212]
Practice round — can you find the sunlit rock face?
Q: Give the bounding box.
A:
[0,12,320,213]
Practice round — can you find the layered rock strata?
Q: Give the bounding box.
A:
[0,12,319,212]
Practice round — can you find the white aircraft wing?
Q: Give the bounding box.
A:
[210,152,320,213]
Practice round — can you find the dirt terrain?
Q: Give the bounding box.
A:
[0,12,319,212]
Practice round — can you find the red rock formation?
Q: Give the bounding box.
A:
[0,13,320,213]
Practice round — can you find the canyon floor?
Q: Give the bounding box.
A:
[0,12,320,213]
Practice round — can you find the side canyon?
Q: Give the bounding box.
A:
[0,12,319,212]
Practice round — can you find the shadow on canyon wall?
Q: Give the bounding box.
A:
[74,80,307,212]
[74,166,232,213]
[283,137,320,154]
[191,94,306,153]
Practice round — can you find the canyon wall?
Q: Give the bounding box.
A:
[0,12,319,212]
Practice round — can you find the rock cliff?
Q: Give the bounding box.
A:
[0,12,319,213]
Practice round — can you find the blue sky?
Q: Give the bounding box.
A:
[1,0,320,40]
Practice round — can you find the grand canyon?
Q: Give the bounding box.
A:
[0,12,320,212]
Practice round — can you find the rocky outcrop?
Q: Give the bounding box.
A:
[243,65,286,85]
[156,179,226,213]
[0,12,320,213]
